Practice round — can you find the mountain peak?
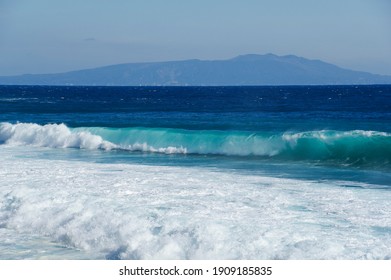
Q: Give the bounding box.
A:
[231,53,278,61]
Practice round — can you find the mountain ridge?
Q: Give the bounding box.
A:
[1,54,390,86]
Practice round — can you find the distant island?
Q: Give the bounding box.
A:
[1,54,391,86]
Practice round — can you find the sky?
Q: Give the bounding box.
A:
[1,0,390,76]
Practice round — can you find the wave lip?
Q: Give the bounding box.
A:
[281,130,391,165]
[0,122,115,150]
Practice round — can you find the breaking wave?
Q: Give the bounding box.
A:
[1,122,390,167]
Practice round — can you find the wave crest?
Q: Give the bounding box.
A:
[0,122,115,150]
[1,122,391,167]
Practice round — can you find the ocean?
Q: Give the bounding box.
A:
[0,85,390,259]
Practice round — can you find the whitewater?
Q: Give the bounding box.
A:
[0,85,390,259]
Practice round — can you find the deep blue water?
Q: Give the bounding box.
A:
[1,85,390,131]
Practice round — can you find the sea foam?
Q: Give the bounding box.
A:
[1,146,391,259]
[0,122,115,150]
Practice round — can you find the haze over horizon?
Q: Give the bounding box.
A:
[1,53,390,86]
[1,0,391,76]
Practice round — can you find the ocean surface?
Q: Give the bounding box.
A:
[0,85,390,259]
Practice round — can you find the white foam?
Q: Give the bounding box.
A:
[126,142,187,154]
[282,129,390,143]
[0,122,116,150]
[1,146,390,259]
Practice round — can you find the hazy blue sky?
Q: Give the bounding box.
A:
[1,0,390,75]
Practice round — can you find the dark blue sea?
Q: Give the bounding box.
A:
[0,85,390,259]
